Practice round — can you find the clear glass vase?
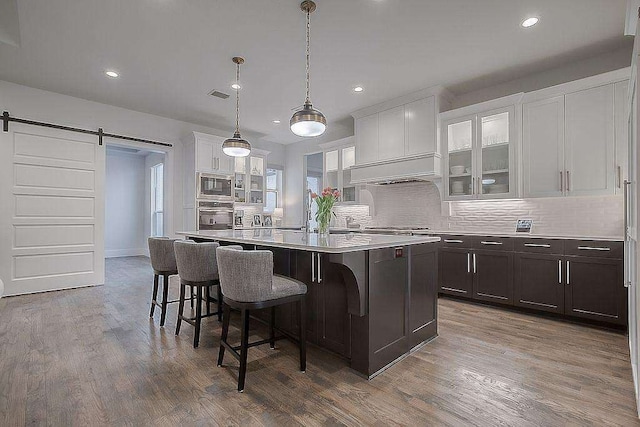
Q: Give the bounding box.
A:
[317,214,331,237]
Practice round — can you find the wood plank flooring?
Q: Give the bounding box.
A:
[0,255,638,426]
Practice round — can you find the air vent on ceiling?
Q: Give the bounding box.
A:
[208,89,230,99]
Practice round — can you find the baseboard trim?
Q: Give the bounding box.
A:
[105,248,147,258]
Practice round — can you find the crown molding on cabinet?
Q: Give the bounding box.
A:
[318,136,355,150]
[439,93,524,122]
[350,85,453,119]
[521,67,630,104]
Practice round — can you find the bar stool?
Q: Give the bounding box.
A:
[174,240,223,348]
[216,246,307,392]
[148,237,179,327]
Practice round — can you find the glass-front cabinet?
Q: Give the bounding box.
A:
[324,144,357,203]
[443,106,516,200]
[233,153,267,205]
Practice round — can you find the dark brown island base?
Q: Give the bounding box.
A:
[179,229,441,378]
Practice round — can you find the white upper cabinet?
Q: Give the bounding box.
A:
[355,113,378,164]
[522,72,627,199]
[195,134,233,175]
[522,96,565,198]
[564,84,615,196]
[405,96,437,155]
[615,80,629,194]
[352,89,448,171]
[321,138,358,203]
[442,104,517,201]
[377,106,405,161]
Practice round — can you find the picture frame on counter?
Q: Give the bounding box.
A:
[252,214,262,227]
[263,214,273,227]
[234,210,244,227]
[516,219,533,233]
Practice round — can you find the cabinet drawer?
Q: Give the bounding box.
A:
[514,238,564,254]
[472,236,514,251]
[564,240,623,259]
[439,235,473,248]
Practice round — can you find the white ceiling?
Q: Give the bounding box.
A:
[0,0,631,145]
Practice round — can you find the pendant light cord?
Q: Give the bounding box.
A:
[235,62,240,134]
[305,6,311,105]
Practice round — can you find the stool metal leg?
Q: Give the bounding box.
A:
[217,303,231,367]
[238,308,250,392]
[190,286,194,309]
[299,298,306,372]
[217,286,223,322]
[160,274,169,327]
[175,283,185,336]
[194,286,203,348]
[150,274,159,318]
[205,286,211,316]
[269,307,276,349]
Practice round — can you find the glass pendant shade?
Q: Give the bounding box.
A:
[290,102,326,137]
[222,132,251,157]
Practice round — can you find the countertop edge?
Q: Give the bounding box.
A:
[176,231,441,254]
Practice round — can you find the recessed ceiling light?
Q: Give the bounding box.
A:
[105,70,119,78]
[521,17,539,28]
[231,83,241,90]
[273,120,281,124]
[353,86,364,92]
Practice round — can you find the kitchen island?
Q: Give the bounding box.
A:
[178,229,440,378]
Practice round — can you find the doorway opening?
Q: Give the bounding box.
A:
[105,144,166,259]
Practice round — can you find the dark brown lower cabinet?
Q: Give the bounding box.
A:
[409,244,438,348]
[565,256,626,325]
[514,253,564,314]
[472,249,513,304]
[317,255,351,358]
[438,248,472,296]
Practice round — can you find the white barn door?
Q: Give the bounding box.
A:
[0,123,105,296]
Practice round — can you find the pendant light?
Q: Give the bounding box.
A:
[222,57,251,157]
[290,0,326,137]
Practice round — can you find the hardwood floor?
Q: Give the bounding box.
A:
[0,255,638,426]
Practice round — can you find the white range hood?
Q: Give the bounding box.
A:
[349,153,441,185]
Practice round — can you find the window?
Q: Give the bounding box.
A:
[265,167,283,212]
[151,163,164,237]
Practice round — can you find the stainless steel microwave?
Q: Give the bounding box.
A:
[197,172,233,200]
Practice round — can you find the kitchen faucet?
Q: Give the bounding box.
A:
[304,189,313,233]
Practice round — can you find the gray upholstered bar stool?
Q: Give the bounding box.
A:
[148,237,179,327]
[216,246,307,392]
[174,240,223,348]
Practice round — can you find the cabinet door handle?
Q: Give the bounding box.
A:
[559,171,564,192]
[472,253,476,274]
[317,253,322,283]
[477,176,481,195]
[311,252,315,282]
[558,260,562,284]
[624,180,631,238]
[444,239,464,243]
[467,252,471,273]
[524,243,551,248]
[481,241,503,245]
[566,170,570,191]
[617,165,622,188]
[566,261,570,285]
[472,176,475,195]
[577,246,611,251]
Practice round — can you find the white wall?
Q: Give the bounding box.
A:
[105,150,146,257]
[0,79,284,238]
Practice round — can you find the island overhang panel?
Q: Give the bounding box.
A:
[179,230,440,378]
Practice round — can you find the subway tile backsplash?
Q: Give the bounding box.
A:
[362,181,623,238]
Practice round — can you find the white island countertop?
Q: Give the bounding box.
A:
[177,229,440,254]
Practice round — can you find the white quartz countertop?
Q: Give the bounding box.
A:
[177,230,440,254]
